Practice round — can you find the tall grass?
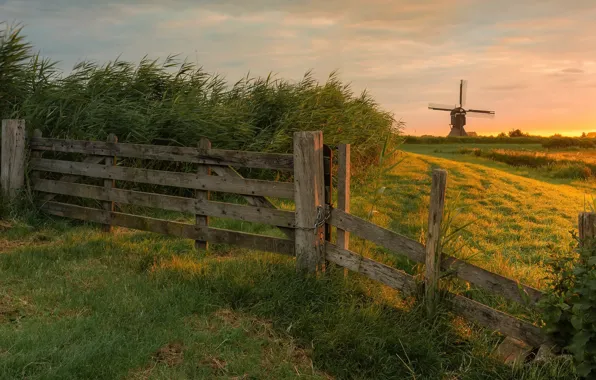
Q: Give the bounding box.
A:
[0,22,398,170]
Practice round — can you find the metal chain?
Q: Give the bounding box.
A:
[295,205,331,234]
[314,205,331,230]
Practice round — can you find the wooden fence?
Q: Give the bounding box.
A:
[0,119,577,352]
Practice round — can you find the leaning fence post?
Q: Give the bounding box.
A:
[102,133,118,232]
[578,212,596,246]
[294,131,325,273]
[1,120,26,200]
[425,169,447,316]
[195,137,211,251]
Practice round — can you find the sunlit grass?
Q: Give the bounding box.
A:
[0,223,576,379]
[355,150,591,290]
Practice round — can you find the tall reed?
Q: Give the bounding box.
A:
[0,22,399,170]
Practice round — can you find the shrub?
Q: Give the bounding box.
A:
[550,165,593,180]
[543,138,596,150]
[540,234,596,377]
[403,135,545,144]
[509,129,529,137]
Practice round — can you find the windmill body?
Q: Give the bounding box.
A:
[428,80,495,137]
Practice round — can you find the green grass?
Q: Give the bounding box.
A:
[401,144,596,189]
[0,221,576,379]
[371,148,595,288]
[1,149,590,379]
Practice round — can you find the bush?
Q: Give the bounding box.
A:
[543,138,596,150]
[455,148,596,180]
[403,135,545,144]
[540,234,596,377]
[509,129,529,138]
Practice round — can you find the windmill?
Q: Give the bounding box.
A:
[428,80,495,137]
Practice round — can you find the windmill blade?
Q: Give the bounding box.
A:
[460,80,468,108]
[468,109,495,115]
[466,111,495,119]
[428,103,456,111]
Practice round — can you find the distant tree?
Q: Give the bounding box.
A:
[508,129,528,138]
[497,132,507,138]
[582,132,587,138]
[551,133,563,138]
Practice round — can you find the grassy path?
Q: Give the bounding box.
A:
[354,150,592,290]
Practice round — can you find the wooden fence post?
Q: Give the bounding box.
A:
[323,144,333,243]
[195,137,211,251]
[1,120,26,200]
[579,212,596,246]
[337,144,350,249]
[102,133,118,232]
[294,131,325,273]
[425,169,447,316]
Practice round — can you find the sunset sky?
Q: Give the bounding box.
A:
[2,0,596,136]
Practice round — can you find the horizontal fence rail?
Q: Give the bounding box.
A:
[41,201,294,255]
[31,158,294,199]
[328,208,544,305]
[326,243,418,295]
[34,179,296,229]
[30,137,295,171]
[325,242,548,347]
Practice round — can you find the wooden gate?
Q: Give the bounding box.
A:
[0,120,555,353]
[28,129,305,255]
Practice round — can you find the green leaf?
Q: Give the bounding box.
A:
[576,361,594,377]
[573,330,592,347]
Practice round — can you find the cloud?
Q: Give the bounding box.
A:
[560,68,584,74]
[1,0,596,135]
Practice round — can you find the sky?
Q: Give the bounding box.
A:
[1,0,596,136]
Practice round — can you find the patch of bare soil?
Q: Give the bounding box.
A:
[127,342,185,380]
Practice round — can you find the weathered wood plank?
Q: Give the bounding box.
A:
[1,120,26,198]
[450,294,548,347]
[210,165,294,239]
[102,134,118,232]
[30,137,294,171]
[325,240,547,347]
[337,144,350,251]
[40,155,106,202]
[31,158,294,199]
[329,208,426,263]
[195,138,210,250]
[326,243,417,295]
[40,201,294,255]
[440,257,543,305]
[33,179,296,229]
[205,227,294,255]
[294,131,325,273]
[329,208,543,304]
[425,169,447,316]
[202,149,293,171]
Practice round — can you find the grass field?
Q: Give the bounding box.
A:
[0,145,586,379]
